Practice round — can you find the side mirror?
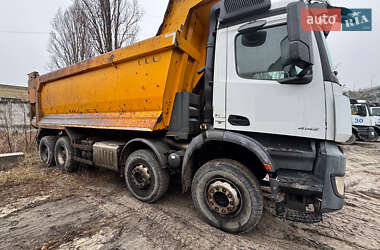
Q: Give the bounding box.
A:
[241,31,267,47]
[279,1,313,84]
[238,20,267,47]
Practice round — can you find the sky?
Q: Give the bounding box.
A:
[0,0,379,91]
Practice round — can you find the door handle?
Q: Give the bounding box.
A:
[228,115,250,126]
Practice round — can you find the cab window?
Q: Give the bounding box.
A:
[235,25,298,81]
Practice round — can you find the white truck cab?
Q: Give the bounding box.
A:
[369,104,380,126]
[369,103,380,139]
[351,99,378,141]
[204,0,352,225]
[213,1,351,143]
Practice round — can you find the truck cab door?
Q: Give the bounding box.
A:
[224,17,326,139]
[213,24,228,129]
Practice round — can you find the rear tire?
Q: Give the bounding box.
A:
[124,149,169,203]
[39,136,57,167]
[192,159,263,233]
[54,136,77,172]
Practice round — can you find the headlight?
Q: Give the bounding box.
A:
[335,176,345,196]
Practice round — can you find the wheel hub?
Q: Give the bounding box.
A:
[131,164,151,189]
[207,180,240,215]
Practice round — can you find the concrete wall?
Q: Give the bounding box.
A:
[0,100,30,130]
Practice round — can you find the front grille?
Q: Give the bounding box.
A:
[357,126,369,134]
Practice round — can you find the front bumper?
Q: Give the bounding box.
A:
[316,142,346,212]
[354,125,377,141]
[270,142,346,213]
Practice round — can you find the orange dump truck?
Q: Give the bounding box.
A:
[29,0,352,233]
[29,0,215,133]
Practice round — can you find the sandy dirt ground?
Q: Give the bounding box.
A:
[0,142,379,250]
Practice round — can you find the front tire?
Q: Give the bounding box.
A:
[39,136,57,167]
[368,131,379,142]
[124,149,169,203]
[192,159,263,233]
[54,136,77,172]
[343,134,356,145]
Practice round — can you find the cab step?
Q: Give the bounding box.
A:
[276,203,322,223]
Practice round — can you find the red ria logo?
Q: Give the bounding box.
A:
[301,8,342,31]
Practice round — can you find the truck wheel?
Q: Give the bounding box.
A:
[368,131,379,142]
[124,149,169,203]
[343,135,356,145]
[54,136,77,172]
[39,136,57,167]
[192,159,263,233]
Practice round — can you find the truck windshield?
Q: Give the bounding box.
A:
[351,105,358,115]
[372,107,380,116]
[357,105,368,116]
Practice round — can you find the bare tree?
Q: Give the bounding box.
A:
[48,0,142,70]
[48,0,93,70]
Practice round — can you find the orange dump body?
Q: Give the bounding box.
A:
[29,0,219,132]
